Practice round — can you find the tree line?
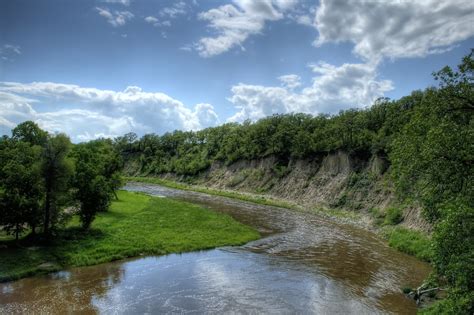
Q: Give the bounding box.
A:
[0,123,123,240]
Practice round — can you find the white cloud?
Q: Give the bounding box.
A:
[37,109,135,142]
[144,2,187,29]
[195,0,297,57]
[96,7,134,27]
[219,0,472,121]
[159,1,187,19]
[0,82,219,142]
[194,103,220,127]
[228,61,393,122]
[278,74,301,90]
[102,0,131,6]
[144,16,171,28]
[144,16,158,24]
[314,0,474,60]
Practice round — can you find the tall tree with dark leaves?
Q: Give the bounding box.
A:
[41,134,73,236]
[0,139,43,240]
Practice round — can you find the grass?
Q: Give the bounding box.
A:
[384,226,433,262]
[127,176,297,210]
[0,190,259,282]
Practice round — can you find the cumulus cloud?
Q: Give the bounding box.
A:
[195,0,297,57]
[228,61,393,122]
[314,0,474,60]
[220,0,472,121]
[96,7,134,27]
[0,82,219,142]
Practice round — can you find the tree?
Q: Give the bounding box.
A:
[433,49,473,113]
[72,144,111,229]
[425,201,474,315]
[12,121,48,146]
[390,53,473,221]
[41,134,73,236]
[0,140,43,240]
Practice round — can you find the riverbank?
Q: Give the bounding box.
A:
[127,176,432,262]
[0,190,259,282]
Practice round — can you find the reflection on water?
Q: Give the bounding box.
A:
[0,182,431,314]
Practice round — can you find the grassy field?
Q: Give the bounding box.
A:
[0,190,259,282]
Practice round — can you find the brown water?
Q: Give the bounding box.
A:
[0,182,431,314]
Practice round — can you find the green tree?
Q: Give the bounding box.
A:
[423,201,474,315]
[12,121,48,146]
[72,144,112,229]
[41,134,73,236]
[0,139,43,240]
[390,53,473,221]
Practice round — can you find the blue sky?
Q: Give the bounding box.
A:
[1,0,473,141]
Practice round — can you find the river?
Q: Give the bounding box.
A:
[0,182,431,314]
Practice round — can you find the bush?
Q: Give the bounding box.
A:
[384,207,403,225]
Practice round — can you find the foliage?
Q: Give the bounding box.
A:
[420,291,474,315]
[0,123,123,238]
[11,121,48,146]
[71,140,123,229]
[384,207,403,225]
[41,133,74,235]
[390,51,473,221]
[0,140,43,239]
[432,202,473,298]
[72,151,110,228]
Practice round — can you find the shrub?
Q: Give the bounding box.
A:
[384,207,403,225]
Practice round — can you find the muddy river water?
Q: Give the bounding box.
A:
[0,182,431,314]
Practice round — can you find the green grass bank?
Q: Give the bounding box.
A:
[0,190,259,282]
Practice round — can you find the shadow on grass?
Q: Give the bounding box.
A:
[58,227,106,242]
